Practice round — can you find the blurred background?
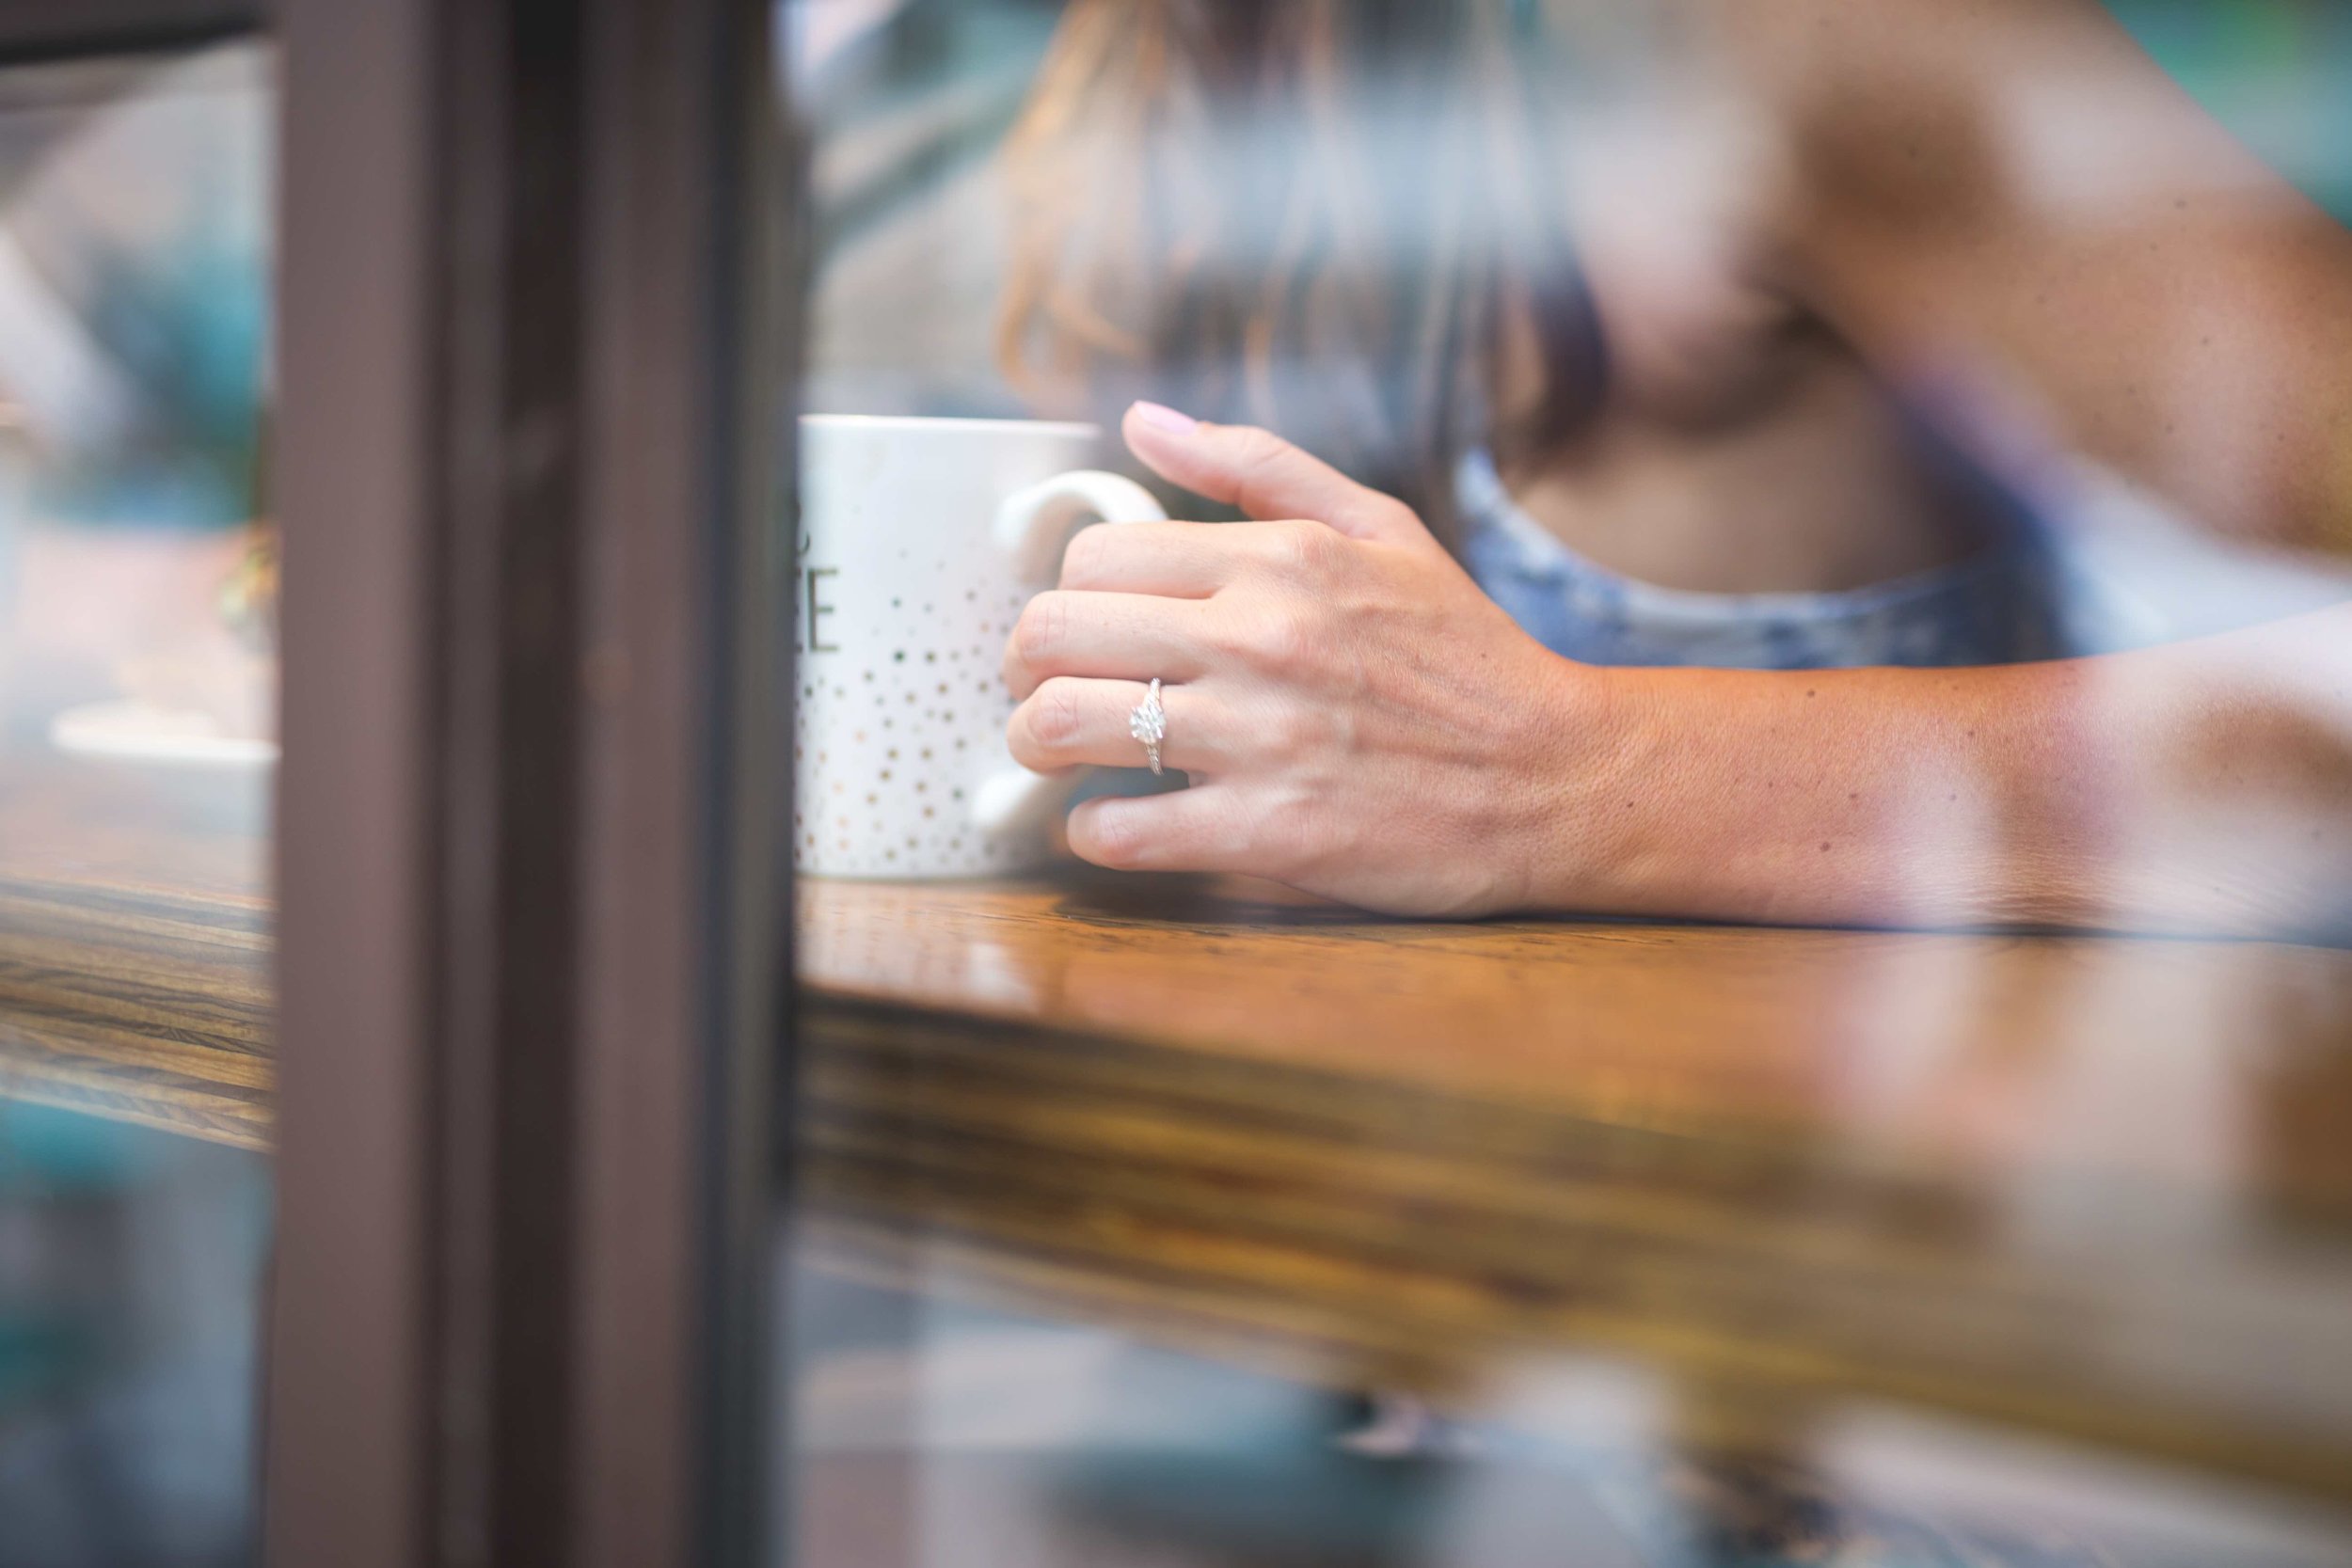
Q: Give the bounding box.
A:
[0,40,272,1568]
[793,0,2352,419]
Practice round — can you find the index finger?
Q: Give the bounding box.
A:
[1058,519,1243,597]
[1121,403,1422,544]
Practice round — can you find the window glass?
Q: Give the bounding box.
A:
[777,4,2352,1564]
[0,40,274,1568]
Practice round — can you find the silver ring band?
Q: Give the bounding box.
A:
[1128,678,1167,775]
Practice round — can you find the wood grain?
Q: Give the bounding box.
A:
[8,744,2352,1502]
[796,872,2352,1502]
[0,871,273,1149]
[0,751,273,1146]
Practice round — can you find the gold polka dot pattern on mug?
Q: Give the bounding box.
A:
[793,578,1035,878]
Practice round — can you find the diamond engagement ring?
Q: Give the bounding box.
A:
[1129,678,1167,775]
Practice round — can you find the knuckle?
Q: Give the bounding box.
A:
[1264,518,1338,577]
[1004,708,1038,768]
[1085,810,1146,870]
[1265,700,1319,760]
[1011,592,1071,668]
[1030,678,1087,748]
[1058,524,1118,588]
[1230,426,1291,485]
[1234,606,1312,673]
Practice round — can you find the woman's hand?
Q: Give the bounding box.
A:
[1002,403,1615,916]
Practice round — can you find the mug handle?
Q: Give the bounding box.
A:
[971,469,1168,837]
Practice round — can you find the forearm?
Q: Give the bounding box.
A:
[1536,605,2352,935]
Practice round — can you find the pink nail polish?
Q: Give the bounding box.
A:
[1131,400,1199,435]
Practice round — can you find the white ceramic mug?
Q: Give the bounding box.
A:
[793,414,1168,878]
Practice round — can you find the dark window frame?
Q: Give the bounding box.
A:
[0,0,257,60]
[0,0,787,1562]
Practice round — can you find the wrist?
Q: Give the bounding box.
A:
[1503,655,1657,915]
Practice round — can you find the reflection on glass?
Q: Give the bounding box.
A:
[0,40,274,1568]
[783,2,2352,1563]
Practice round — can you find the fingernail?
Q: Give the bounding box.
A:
[1131,401,1198,436]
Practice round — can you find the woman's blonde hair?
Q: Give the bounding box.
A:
[996,0,1604,544]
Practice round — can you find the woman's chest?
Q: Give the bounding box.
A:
[1553,82,1810,428]
[1532,84,1994,594]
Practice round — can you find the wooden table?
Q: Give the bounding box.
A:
[0,750,273,1148]
[8,751,2352,1512]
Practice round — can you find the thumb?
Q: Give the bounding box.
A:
[1121,402,1432,546]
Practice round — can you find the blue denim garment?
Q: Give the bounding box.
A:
[1456,451,2072,671]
